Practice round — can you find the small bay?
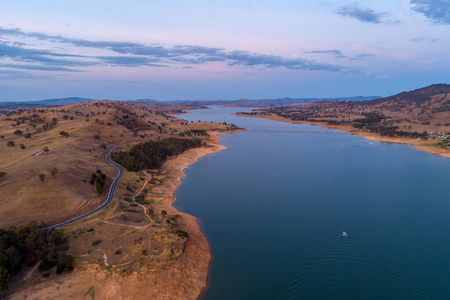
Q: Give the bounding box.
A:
[175,106,450,299]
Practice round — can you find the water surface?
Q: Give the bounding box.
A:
[175,106,450,299]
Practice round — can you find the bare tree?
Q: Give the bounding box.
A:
[49,167,58,178]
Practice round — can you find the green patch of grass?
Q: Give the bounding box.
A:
[135,198,150,205]
[85,286,95,300]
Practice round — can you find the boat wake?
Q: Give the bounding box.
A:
[283,234,430,299]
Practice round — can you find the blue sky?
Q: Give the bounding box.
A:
[0,0,449,101]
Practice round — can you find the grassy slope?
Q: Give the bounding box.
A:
[0,101,228,227]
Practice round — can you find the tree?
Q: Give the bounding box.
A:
[100,143,107,149]
[4,246,21,276]
[43,146,49,153]
[19,144,25,149]
[0,221,73,293]
[24,133,31,139]
[39,174,45,182]
[0,266,11,292]
[13,129,23,135]
[49,167,58,178]
[59,131,69,137]
[7,141,14,147]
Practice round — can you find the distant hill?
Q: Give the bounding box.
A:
[259,84,450,137]
[31,97,96,105]
[158,96,379,107]
[353,84,450,106]
[0,97,95,111]
[0,95,380,112]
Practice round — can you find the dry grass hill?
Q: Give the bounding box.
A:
[0,101,225,227]
[0,100,241,299]
[247,84,450,152]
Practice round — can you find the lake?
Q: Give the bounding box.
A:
[175,106,450,299]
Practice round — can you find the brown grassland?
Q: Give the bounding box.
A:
[0,101,240,299]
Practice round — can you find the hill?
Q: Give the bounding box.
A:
[0,101,231,226]
[0,95,380,114]
[243,84,450,156]
[0,100,240,299]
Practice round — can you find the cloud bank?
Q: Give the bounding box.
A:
[410,0,450,24]
[0,27,349,75]
[336,3,387,23]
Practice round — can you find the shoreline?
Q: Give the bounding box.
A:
[162,130,238,299]
[8,130,240,300]
[236,113,450,159]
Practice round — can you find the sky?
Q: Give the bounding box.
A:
[0,0,449,101]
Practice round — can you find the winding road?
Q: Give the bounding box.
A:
[46,145,126,230]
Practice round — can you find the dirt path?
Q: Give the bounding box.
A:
[133,173,153,222]
[1,137,82,169]
[75,249,110,267]
[21,261,41,282]
[64,218,153,230]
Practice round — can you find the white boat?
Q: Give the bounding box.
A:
[342,231,348,237]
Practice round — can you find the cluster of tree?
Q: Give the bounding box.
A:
[353,112,386,124]
[38,167,58,182]
[178,129,208,137]
[112,138,202,171]
[358,124,428,139]
[59,131,70,137]
[90,170,106,194]
[0,222,74,294]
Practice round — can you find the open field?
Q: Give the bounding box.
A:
[0,101,240,299]
[0,101,234,226]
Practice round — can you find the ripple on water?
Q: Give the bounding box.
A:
[284,235,430,300]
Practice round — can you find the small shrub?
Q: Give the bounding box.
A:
[91,240,102,246]
[59,131,70,137]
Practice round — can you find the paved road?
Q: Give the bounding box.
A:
[46,145,126,230]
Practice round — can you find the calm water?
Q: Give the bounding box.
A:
[175,106,450,299]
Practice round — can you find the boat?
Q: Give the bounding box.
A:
[342,231,348,237]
